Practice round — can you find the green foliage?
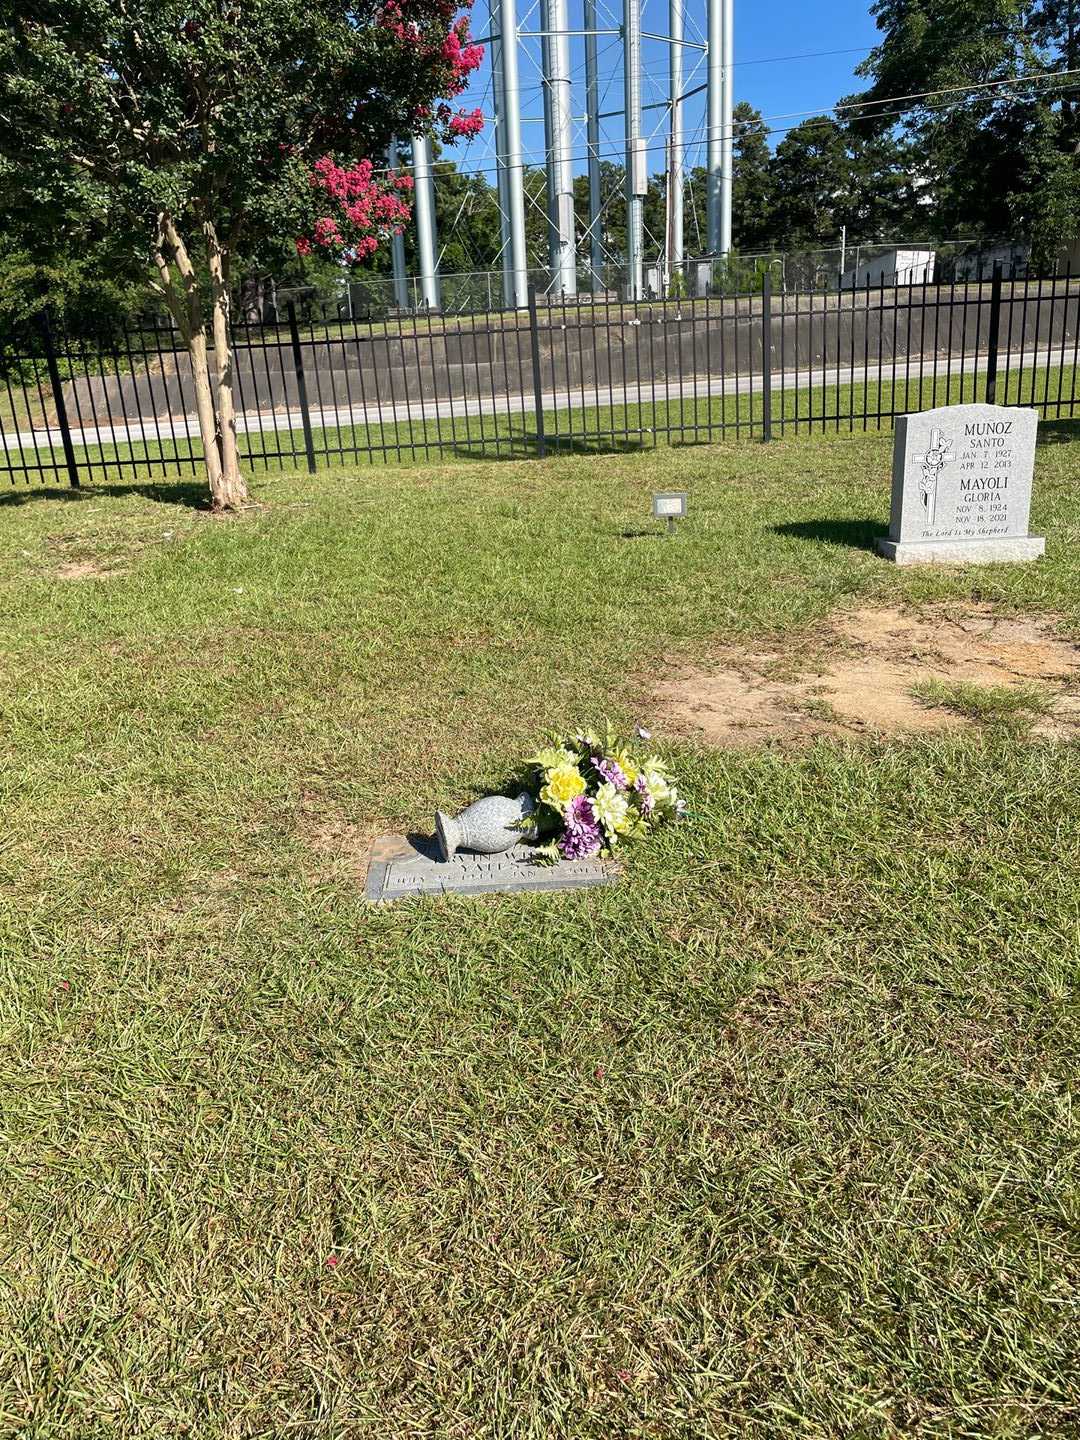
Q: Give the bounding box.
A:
[573,161,632,276]
[730,103,774,250]
[0,0,479,306]
[0,146,151,337]
[848,0,1080,254]
[685,103,781,255]
[766,115,927,251]
[770,117,853,247]
[0,239,149,340]
[683,105,926,258]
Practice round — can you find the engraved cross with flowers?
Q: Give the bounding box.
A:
[919,426,954,527]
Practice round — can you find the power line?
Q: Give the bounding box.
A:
[763,65,1080,128]
[387,65,1080,185]
[734,44,874,68]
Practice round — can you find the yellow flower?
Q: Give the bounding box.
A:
[612,748,638,787]
[642,767,675,812]
[540,762,586,812]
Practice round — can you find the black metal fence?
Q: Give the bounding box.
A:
[1,266,1078,489]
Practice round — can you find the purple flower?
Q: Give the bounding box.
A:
[635,774,654,816]
[566,794,598,828]
[592,755,628,790]
[561,827,601,859]
[561,795,602,859]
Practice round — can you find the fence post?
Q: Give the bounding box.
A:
[35,310,80,488]
[527,284,547,459]
[985,262,1003,405]
[286,301,317,475]
[761,271,773,442]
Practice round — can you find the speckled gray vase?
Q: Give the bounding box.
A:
[435,793,536,861]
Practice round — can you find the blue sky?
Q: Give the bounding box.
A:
[448,0,884,181]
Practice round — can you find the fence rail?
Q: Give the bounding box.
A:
[2,268,1078,489]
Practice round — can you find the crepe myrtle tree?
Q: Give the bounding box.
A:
[0,2,484,510]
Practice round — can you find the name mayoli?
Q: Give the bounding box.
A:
[960,475,1009,491]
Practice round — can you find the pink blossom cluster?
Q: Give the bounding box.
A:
[380,0,421,43]
[447,106,484,139]
[378,2,483,102]
[293,4,484,263]
[311,155,377,204]
[441,16,485,95]
[296,156,414,264]
[312,216,342,248]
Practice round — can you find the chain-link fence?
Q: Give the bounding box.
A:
[251,241,1038,324]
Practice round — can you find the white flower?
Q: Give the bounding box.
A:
[593,781,631,838]
[641,767,676,813]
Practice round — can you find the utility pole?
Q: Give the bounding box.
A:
[667,0,684,291]
[623,0,644,302]
[489,0,514,309]
[498,0,529,307]
[411,132,441,311]
[584,0,604,293]
[387,139,410,310]
[540,0,577,296]
[706,0,722,258]
[720,0,733,257]
[706,0,733,262]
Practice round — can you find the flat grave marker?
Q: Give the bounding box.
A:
[877,403,1044,565]
[365,833,616,901]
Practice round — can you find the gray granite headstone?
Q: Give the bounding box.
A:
[365,833,615,901]
[877,403,1044,565]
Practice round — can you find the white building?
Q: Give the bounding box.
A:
[843,247,937,287]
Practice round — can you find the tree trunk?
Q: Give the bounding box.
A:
[207,230,248,511]
[187,326,225,497]
[151,211,249,512]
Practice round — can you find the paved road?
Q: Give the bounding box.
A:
[1,346,1072,455]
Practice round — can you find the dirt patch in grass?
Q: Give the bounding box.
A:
[53,559,127,581]
[298,795,380,879]
[653,605,1080,747]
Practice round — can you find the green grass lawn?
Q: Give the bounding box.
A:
[1,431,1078,1437]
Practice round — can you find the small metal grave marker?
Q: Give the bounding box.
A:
[652,490,688,537]
[365,833,616,902]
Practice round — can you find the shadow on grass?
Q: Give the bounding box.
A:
[0,480,210,510]
[447,432,649,464]
[771,517,886,553]
[1037,419,1080,446]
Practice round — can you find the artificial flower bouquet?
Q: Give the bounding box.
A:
[521,724,683,862]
